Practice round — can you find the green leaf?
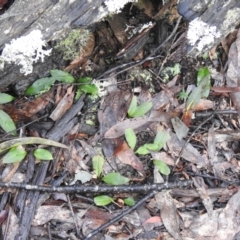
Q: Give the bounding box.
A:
[123,197,135,206]
[153,160,170,175]
[144,143,160,151]
[50,69,74,83]
[25,77,56,95]
[77,77,92,84]
[0,93,15,104]
[154,131,170,150]
[102,172,129,185]
[125,128,137,150]
[34,149,53,160]
[133,101,152,118]
[94,195,114,206]
[3,147,27,163]
[135,145,149,155]
[128,96,138,117]
[186,86,202,110]
[197,67,210,84]
[178,90,188,101]
[75,88,83,100]
[197,67,211,98]
[0,110,16,135]
[92,155,104,177]
[79,84,98,94]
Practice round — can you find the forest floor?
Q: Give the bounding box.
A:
[0,1,240,240]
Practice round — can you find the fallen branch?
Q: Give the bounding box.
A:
[0,180,192,193]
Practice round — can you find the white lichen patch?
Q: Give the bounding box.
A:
[187,18,221,52]
[104,0,137,13]
[222,8,240,32]
[0,30,52,75]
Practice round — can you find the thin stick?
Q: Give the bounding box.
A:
[83,190,157,240]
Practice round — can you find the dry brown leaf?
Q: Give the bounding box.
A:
[114,141,144,172]
[50,86,74,121]
[2,91,53,122]
[142,216,162,225]
[184,190,240,239]
[104,116,150,139]
[193,177,213,218]
[167,131,206,167]
[192,99,215,111]
[155,191,181,240]
[226,29,240,113]
[32,205,87,226]
[151,152,175,166]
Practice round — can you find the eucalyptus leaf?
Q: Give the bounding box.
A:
[94,195,114,206]
[153,160,170,175]
[0,110,16,135]
[3,147,27,163]
[92,155,104,177]
[25,77,56,95]
[102,172,129,185]
[123,197,135,206]
[0,93,15,104]
[34,149,53,160]
[125,128,137,150]
[50,69,74,83]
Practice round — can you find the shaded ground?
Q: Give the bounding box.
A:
[1,1,240,240]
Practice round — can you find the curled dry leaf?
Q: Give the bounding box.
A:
[104,116,150,138]
[114,141,144,172]
[50,86,74,121]
[167,131,206,167]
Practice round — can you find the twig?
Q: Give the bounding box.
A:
[0,180,192,193]
[67,194,83,239]
[83,190,157,240]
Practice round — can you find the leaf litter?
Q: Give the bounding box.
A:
[1,1,240,240]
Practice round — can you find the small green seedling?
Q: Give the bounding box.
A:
[0,93,16,136]
[125,128,137,150]
[34,149,53,160]
[92,155,104,177]
[1,137,68,163]
[153,160,170,175]
[124,128,171,175]
[3,146,27,163]
[102,172,129,185]
[123,197,135,206]
[75,77,98,99]
[135,130,170,155]
[186,67,211,111]
[25,69,98,97]
[94,195,114,206]
[94,195,135,207]
[128,96,152,118]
